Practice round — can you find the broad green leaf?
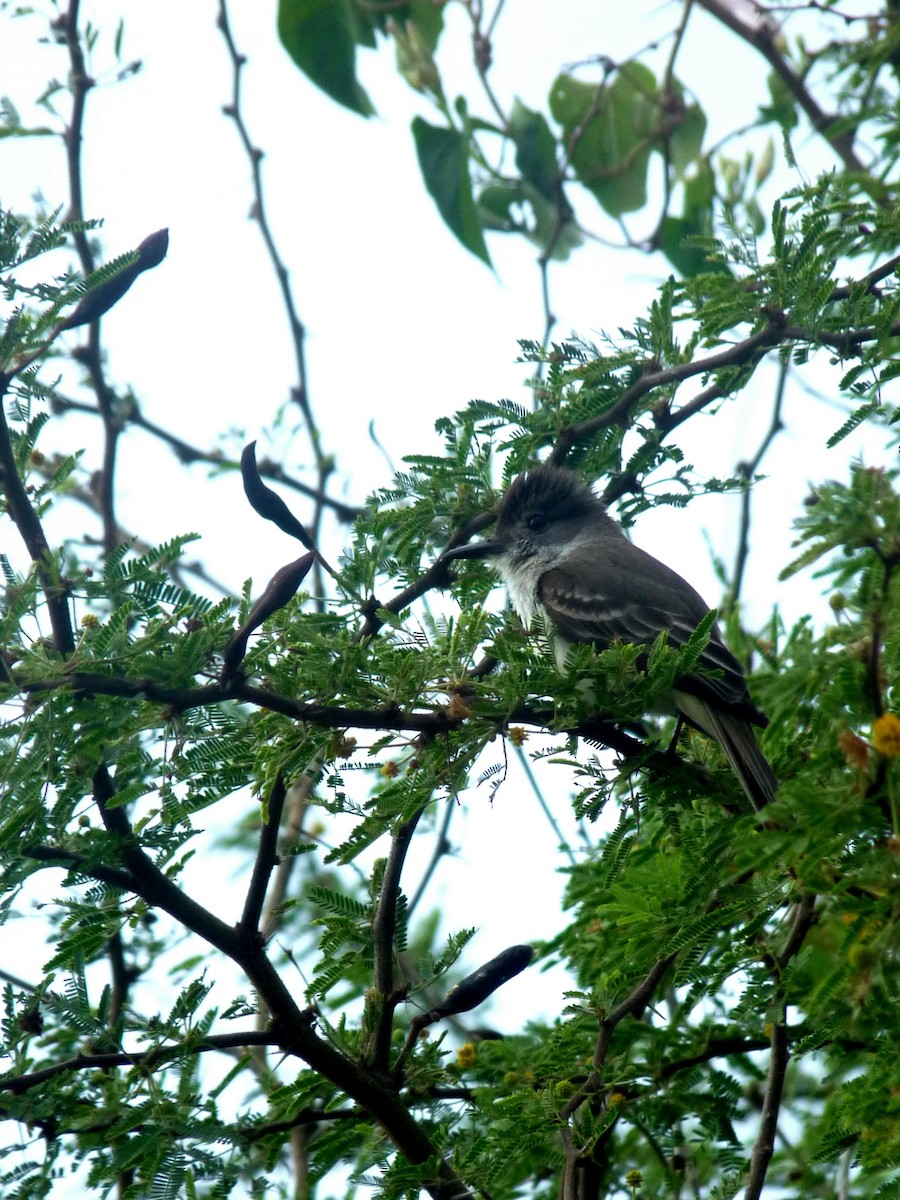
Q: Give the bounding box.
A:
[478,181,582,261]
[408,0,444,52]
[509,98,559,200]
[549,64,659,216]
[668,96,706,177]
[391,16,443,98]
[760,70,798,131]
[277,0,374,116]
[412,117,490,265]
[657,164,730,278]
[658,215,701,277]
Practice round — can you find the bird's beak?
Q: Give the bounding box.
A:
[440,539,507,561]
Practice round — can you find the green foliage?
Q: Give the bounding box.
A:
[5,184,900,1196]
[6,5,900,1199]
[276,0,374,116]
[412,117,490,265]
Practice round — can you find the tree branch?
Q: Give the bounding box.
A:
[745,1015,789,1200]
[745,893,818,1198]
[0,1030,278,1095]
[697,0,868,175]
[216,0,332,606]
[728,356,788,608]
[0,386,76,655]
[369,803,426,1070]
[239,772,289,945]
[62,0,123,554]
[87,765,476,1200]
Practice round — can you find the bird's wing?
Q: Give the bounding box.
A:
[537,539,763,722]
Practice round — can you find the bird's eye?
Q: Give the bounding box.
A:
[527,513,549,532]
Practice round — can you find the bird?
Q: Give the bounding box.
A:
[443,464,777,810]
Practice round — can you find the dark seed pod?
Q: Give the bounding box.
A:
[423,944,534,1023]
[240,442,317,551]
[221,551,316,681]
[62,228,169,330]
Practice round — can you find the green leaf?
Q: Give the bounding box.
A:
[826,400,881,448]
[411,117,491,265]
[277,0,374,116]
[549,64,659,216]
[509,99,560,200]
[407,0,444,53]
[658,216,708,278]
[658,168,730,278]
[760,70,799,131]
[667,96,706,177]
[477,181,582,260]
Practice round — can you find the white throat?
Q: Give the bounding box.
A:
[493,550,547,627]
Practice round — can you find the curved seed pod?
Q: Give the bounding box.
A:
[221,551,316,681]
[421,944,534,1024]
[240,441,319,550]
[62,229,169,330]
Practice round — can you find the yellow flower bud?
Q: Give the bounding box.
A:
[873,713,900,757]
[456,1042,477,1068]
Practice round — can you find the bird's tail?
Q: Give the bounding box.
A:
[673,691,777,811]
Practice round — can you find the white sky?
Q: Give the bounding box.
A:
[0,5,895,1189]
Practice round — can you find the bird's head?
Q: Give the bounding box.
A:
[442,465,604,566]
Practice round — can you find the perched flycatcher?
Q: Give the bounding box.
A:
[443,464,776,810]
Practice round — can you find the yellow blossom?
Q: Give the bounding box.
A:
[508,726,527,747]
[873,713,900,757]
[456,1042,477,1068]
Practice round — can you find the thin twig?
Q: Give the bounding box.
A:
[514,744,576,866]
[729,357,788,609]
[215,1,316,466]
[408,797,456,916]
[261,758,321,940]
[216,0,331,606]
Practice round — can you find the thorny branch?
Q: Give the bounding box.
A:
[728,357,788,609]
[697,0,868,175]
[745,893,818,1199]
[81,765,478,1200]
[548,314,888,465]
[61,0,123,555]
[216,0,332,606]
[0,1031,280,1096]
[239,772,289,943]
[369,803,427,1070]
